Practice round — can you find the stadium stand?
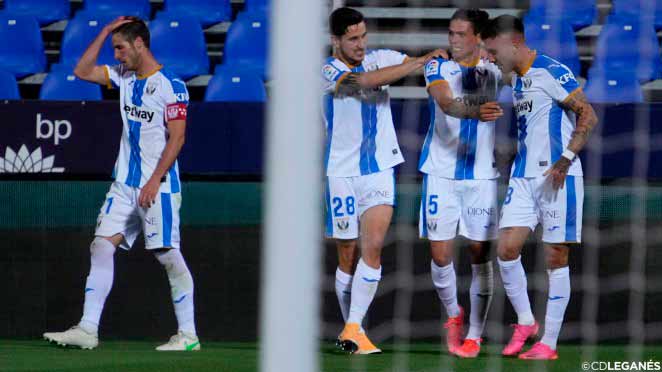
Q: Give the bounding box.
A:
[611,0,662,30]
[205,66,266,102]
[527,0,597,30]
[38,71,102,100]
[592,13,661,83]
[0,69,19,99]
[3,0,70,25]
[55,12,115,70]
[0,14,46,77]
[221,10,269,80]
[81,0,151,19]
[149,16,210,80]
[584,68,644,103]
[160,0,232,26]
[523,14,581,76]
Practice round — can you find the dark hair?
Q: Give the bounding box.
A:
[329,7,364,37]
[450,9,489,35]
[480,15,524,40]
[112,19,150,48]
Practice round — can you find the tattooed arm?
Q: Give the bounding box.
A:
[543,89,598,190]
[335,49,448,96]
[428,81,504,121]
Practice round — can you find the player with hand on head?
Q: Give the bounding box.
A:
[323,7,445,355]
[481,15,598,360]
[419,8,503,358]
[43,16,200,351]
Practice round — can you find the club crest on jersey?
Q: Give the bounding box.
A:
[522,77,532,88]
[124,105,155,122]
[336,218,350,231]
[145,83,157,95]
[323,64,340,81]
[426,60,440,76]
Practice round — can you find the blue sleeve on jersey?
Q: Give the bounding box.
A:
[424,58,448,84]
[544,62,580,95]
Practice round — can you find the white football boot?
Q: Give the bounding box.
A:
[43,326,99,350]
[156,331,201,351]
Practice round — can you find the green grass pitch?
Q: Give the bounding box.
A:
[3,340,662,371]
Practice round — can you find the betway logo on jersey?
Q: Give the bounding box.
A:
[515,100,533,114]
[124,105,155,123]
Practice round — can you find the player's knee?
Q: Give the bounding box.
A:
[468,241,491,264]
[154,249,189,275]
[496,242,519,261]
[545,245,569,269]
[430,246,453,267]
[90,237,116,261]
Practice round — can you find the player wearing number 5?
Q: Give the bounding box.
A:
[322,7,445,354]
[481,16,598,360]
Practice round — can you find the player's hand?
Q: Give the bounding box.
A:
[103,16,137,34]
[543,157,572,191]
[416,49,448,66]
[479,101,504,122]
[139,178,160,209]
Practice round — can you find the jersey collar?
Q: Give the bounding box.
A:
[137,65,163,80]
[517,50,537,76]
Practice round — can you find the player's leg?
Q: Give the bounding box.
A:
[44,182,141,349]
[335,239,359,323]
[520,176,583,360]
[326,177,360,324]
[339,168,394,354]
[143,192,199,351]
[498,178,540,356]
[455,179,497,354]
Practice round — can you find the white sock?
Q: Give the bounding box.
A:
[155,249,196,336]
[80,237,115,334]
[335,268,353,322]
[466,261,494,339]
[347,258,381,325]
[498,256,534,325]
[541,266,571,350]
[431,260,461,318]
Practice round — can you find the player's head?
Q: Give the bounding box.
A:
[448,9,489,62]
[111,18,151,71]
[480,15,526,73]
[330,7,367,66]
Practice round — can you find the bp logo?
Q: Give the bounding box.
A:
[0,145,65,173]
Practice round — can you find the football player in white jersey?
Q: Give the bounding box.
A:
[44,17,200,351]
[420,9,505,358]
[324,7,445,354]
[481,15,598,360]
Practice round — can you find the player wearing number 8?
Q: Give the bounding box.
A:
[481,15,598,360]
[322,7,446,354]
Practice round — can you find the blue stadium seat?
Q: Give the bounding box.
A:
[149,17,209,79]
[611,0,662,31]
[57,13,116,70]
[223,11,269,79]
[592,14,661,83]
[0,15,46,77]
[584,68,643,103]
[39,72,102,101]
[528,0,596,30]
[523,15,580,77]
[160,0,232,27]
[81,0,151,19]
[204,67,266,102]
[4,0,70,25]
[0,69,20,99]
[244,0,269,13]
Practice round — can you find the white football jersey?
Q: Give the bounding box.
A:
[420,57,502,179]
[510,52,583,178]
[321,49,406,177]
[105,65,189,193]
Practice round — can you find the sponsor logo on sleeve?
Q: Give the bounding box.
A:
[323,64,340,81]
[166,103,187,121]
[425,60,440,77]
